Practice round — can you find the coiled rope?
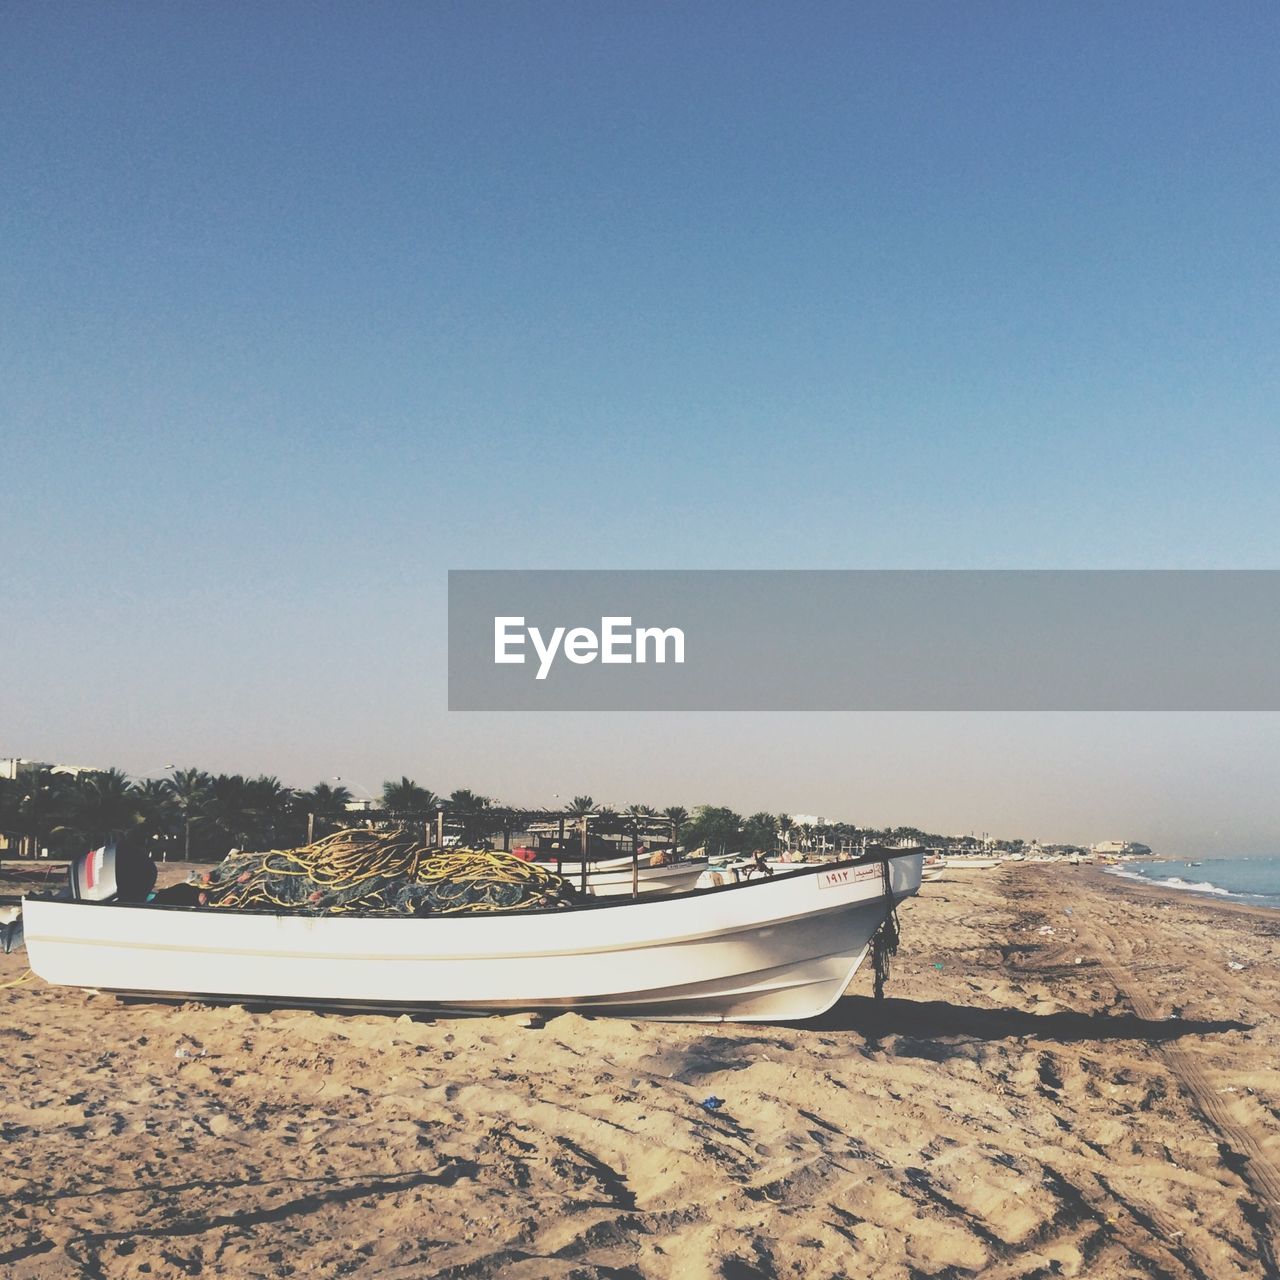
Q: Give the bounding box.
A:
[187,829,576,916]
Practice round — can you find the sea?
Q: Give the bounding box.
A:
[1105,855,1280,912]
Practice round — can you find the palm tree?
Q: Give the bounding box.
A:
[200,774,293,855]
[662,805,689,851]
[564,795,596,817]
[622,804,658,854]
[681,806,743,858]
[381,777,437,830]
[776,813,794,852]
[60,769,144,850]
[744,811,779,852]
[200,775,251,853]
[296,782,353,839]
[134,778,179,856]
[244,776,295,848]
[448,789,497,846]
[165,768,211,860]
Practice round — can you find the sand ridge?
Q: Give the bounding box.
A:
[1,863,1277,1278]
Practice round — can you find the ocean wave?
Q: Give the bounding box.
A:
[1104,866,1233,897]
[1156,876,1233,896]
[1104,867,1154,885]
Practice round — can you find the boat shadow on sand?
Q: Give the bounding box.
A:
[806,995,1250,1047]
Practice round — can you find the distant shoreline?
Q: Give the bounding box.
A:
[1084,863,1280,922]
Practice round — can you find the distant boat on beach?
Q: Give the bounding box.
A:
[536,852,705,897]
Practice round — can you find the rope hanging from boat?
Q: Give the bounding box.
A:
[870,907,900,1000]
[871,854,900,1000]
[186,829,577,916]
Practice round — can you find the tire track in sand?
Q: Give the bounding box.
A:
[1083,913,1280,1274]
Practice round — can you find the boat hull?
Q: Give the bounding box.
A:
[22,853,922,1022]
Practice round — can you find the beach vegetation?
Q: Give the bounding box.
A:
[0,762,1059,865]
[680,805,745,857]
[382,778,438,825]
[295,782,353,837]
[662,805,689,845]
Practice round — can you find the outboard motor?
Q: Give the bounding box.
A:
[68,836,157,903]
[2,836,157,954]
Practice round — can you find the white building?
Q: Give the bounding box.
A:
[1091,840,1153,856]
[2,758,100,781]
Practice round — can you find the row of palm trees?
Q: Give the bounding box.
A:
[0,766,947,863]
[0,768,342,860]
[556,796,689,834]
[0,770,698,862]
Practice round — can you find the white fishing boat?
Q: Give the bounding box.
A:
[21,850,923,1022]
[540,853,705,897]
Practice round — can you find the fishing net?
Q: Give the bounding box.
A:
[870,906,900,1000]
[186,829,577,916]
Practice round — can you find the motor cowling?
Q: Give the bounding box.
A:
[2,838,157,955]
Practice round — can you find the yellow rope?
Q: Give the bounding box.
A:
[0,968,34,990]
[190,829,568,915]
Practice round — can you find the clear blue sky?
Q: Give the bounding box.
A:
[3,4,1278,851]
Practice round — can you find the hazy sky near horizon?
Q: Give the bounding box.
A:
[3,4,1279,854]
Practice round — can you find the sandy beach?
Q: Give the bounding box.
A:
[2,862,1278,1279]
